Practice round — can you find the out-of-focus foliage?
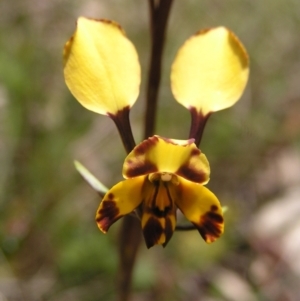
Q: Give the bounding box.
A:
[0,0,300,300]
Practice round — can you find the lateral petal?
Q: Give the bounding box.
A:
[64,17,141,115]
[123,135,210,184]
[171,27,249,115]
[176,177,224,243]
[96,176,144,233]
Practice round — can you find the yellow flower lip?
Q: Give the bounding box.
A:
[63,17,141,115]
[123,135,210,184]
[171,26,249,115]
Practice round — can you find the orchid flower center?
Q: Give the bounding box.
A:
[148,172,180,185]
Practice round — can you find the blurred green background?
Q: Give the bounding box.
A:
[1,0,300,300]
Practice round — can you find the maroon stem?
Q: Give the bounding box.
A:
[109,107,141,301]
[116,2,174,300]
[144,0,174,139]
[189,107,211,147]
[109,106,136,154]
[117,216,142,301]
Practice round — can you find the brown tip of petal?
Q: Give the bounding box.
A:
[99,18,126,35]
[63,35,74,65]
[196,205,224,243]
[228,29,249,69]
[134,135,159,155]
[96,199,121,233]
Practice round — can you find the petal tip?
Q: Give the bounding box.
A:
[95,198,121,232]
[196,206,224,243]
[142,215,175,249]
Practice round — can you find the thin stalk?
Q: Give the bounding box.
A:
[109,107,136,154]
[116,2,174,300]
[189,108,211,147]
[144,0,174,139]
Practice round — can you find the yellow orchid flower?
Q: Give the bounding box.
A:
[96,136,224,248]
[63,17,249,248]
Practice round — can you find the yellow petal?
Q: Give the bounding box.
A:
[64,17,141,115]
[123,135,210,184]
[171,27,249,115]
[95,176,144,233]
[176,177,224,243]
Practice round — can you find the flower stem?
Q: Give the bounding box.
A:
[109,106,136,154]
[109,107,141,301]
[144,0,174,139]
[189,108,211,147]
[117,216,142,301]
[115,2,174,300]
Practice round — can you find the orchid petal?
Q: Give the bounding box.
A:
[171,27,249,115]
[123,135,210,184]
[64,17,141,115]
[96,176,144,233]
[176,177,224,243]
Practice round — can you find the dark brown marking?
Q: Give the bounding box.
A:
[194,28,212,37]
[207,211,224,223]
[107,193,114,200]
[151,206,172,218]
[191,147,201,156]
[196,210,224,242]
[142,217,163,249]
[96,200,120,232]
[134,136,159,155]
[163,217,174,247]
[176,165,207,183]
[150,181,160,208]
[164,182,174,207]
[210,205,218,212]
[125,160,158,177]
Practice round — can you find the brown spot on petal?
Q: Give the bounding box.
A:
[163,217,174,247]
[196,209,224,243]
[211,205,218,212]
[142,216,164,249]
[63,36,74,65]
[100,19,125,34]
[107,193,114,200]
[151,206,172,218]
[176,164,207,183]
[134,136,159,155]
[191,147,201,156]
[96,200,120,232]
[126,160,158,177]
